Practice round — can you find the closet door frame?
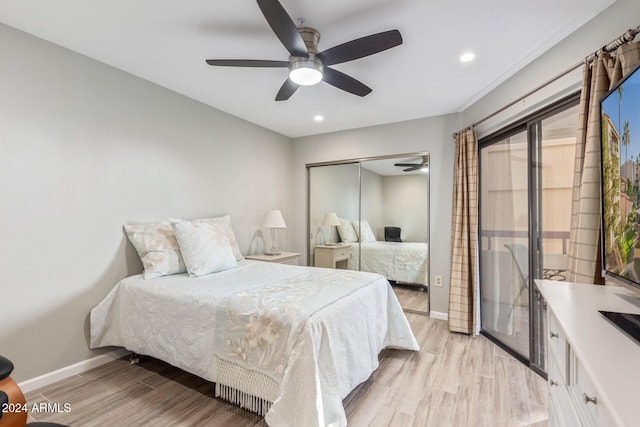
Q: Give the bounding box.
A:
[306,151,431,313]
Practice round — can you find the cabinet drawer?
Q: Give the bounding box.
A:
[548,311,568,381]
[570,353,616,427]
[548,356,581,427]
[334,247,350,260]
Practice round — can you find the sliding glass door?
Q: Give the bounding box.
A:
[529,103,579,372]
[479,97,579,372]
[480,127,530,358]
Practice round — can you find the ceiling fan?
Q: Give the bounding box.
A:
[394,155,429,172]
[205,0,402,101]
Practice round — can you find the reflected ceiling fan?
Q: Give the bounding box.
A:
[394,155,429,172]
[205,0,402,101]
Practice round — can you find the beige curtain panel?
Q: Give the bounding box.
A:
[566,42,640,284]
[448,129,478,334]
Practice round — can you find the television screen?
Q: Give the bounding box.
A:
[601,63,640,289]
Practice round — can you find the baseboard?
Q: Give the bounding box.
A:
[429,311,448,321]
[18,348,130,394]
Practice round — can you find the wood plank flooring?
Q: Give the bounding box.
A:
[25,313,548,426]
[392,285,429,313]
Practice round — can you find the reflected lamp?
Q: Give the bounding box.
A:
[321,212,341,245]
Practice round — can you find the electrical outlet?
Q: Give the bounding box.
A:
[435,275,443,287]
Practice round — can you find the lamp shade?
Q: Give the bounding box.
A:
[262,210,287,229]
[321,212,341,227]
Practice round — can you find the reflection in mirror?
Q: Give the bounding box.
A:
[359,156,430,313]
[307,153,430,314]
[309,163,360,266]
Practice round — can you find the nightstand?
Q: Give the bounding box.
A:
[245,252,301,265]
[314,244,351,269]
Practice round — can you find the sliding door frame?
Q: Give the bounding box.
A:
[478,92,580,375]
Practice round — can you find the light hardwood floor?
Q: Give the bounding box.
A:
[26,313,548,426]
[392,285,429,313]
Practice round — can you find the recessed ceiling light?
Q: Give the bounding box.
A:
[314,115,324,122]
[459,52,475,63]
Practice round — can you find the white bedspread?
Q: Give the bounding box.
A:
[90,260,418,427]
[349,242,429,285]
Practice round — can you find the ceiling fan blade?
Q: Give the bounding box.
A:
[205,59,289,67]
[394,163,419,167]
[317,30,402,66]
[403,166,421,172]
[257,0,309,58]
[275,78,299,101]
[322,67,372,97]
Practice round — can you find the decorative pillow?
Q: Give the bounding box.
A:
[124,222,186,280]
[337,218,359,243]
[358,220,377,242]
[194,215,244,260]
[170,219,238,277]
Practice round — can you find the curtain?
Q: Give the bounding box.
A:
[566,42,640,283]
[448,129,478,334]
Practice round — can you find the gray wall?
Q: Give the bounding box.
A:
[382,174,429,243]
[292,115,460,315]
[462,0,640,133]
[360,168,384,239]
[0,24,293,382]
[308,163,360,247]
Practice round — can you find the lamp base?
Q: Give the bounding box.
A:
[264,251,282,256]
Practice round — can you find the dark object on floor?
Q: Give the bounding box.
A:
[0,355,69,427]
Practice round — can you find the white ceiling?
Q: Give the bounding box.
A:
[0,0,614,138]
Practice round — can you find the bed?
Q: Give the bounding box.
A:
[90,259,418,427]
[349,241,429,287]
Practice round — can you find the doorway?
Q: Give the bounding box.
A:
[479,96,579,373]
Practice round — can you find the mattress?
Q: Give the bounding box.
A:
[349,241,429,286]
[90,259,418,427]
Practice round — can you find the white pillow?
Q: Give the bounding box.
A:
[124,222,186,279]
[337,218,359,243]
[194,215,244,260]
[170,219,238,277]
[358,220,377,242]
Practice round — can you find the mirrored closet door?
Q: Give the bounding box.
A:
[307,153,430,314]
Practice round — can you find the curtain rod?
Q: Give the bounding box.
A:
[453,24,640,138]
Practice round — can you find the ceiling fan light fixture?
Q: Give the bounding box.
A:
[289,57,323,86]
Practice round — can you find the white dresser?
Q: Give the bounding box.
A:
[537,280,640,426]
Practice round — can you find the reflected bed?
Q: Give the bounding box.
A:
[349,241,429,287]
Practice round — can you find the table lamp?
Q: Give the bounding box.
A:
[321,212,341,245]
[262,210,287,255]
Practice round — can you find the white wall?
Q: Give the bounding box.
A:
[0,24,293,382]
[292,114,460,315]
